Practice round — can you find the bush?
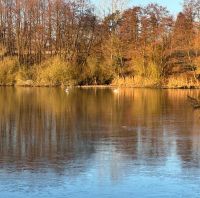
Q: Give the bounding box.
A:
[0,58,19,85]
[146,62,161,80]
[95,62,116,84]
[131,55,145,77]
[74,57,116,85]
[36,56,76,86]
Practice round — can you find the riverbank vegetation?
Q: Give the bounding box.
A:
[0,0,200,88]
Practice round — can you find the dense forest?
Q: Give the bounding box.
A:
[0,0,200,87]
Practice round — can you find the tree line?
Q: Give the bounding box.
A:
[0,0,200,86]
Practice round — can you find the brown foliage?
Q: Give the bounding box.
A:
[0,0,199,86]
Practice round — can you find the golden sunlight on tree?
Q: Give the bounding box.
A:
[0,0,199,88]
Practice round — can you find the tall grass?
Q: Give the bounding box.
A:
[112,76,161,87]
[112,60,161,87]
[166,75,200,88]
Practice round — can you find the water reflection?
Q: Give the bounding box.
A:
[0,87,200,197]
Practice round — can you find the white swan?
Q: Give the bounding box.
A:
[113,88,120,94]
[65,88,70,93]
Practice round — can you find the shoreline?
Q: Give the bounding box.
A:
[1,83,200,89]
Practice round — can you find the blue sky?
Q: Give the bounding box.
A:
[131,0,182,14]
[92,0,182,15]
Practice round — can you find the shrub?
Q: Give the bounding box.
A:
[36,56,76,86]
[75,57,116,85]
[0,57,19,85]
[95,62,116,84]
[146,62,161,80]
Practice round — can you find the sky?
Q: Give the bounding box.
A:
[92,0,182,15]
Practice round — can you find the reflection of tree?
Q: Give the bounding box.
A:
[0,88,200,179]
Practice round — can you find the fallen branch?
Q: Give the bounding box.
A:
[187,95,200,109]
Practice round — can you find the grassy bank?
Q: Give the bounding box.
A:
[0,57,200,89]
[112,76,200,89]
[0,56,116,87]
